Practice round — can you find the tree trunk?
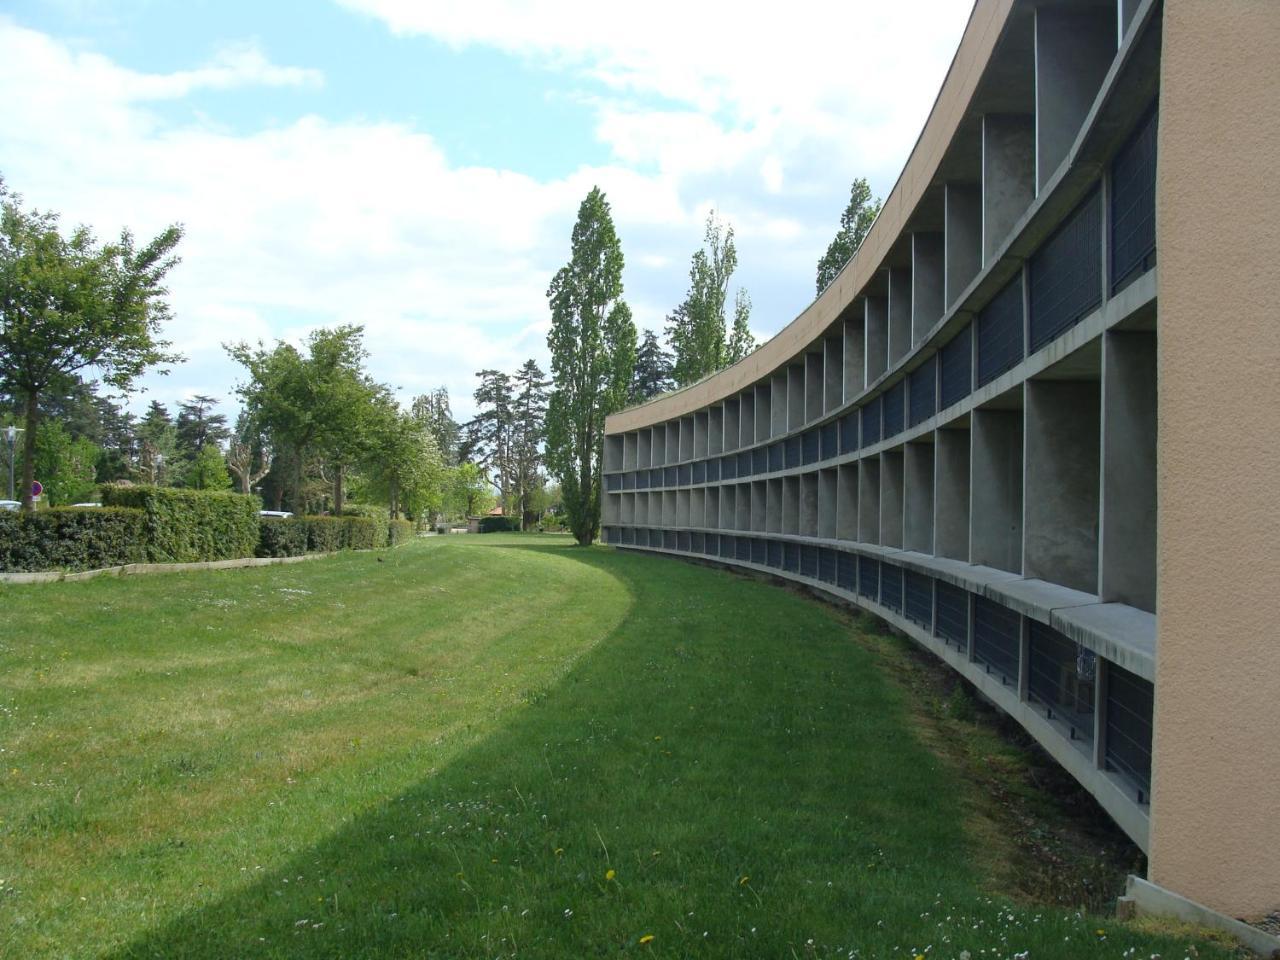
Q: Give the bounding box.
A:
[389,477,399,519]
[21,392,38,512]
[294,450,306,515]
[333,463,344,515]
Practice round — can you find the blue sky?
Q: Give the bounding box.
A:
[0,0,971,421]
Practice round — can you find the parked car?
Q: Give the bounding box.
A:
[0,500,20,512]
[260,510,293,519]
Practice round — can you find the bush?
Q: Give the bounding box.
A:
[256,516,308,558]
[342,515,383,550]
[0,507,147,572]
[387,519,414,546]
[303,516,345,554]
[102,486,259,563]
[478,515,521,533]
[342,503,389,523]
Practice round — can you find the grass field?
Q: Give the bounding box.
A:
[0,535,1240,959]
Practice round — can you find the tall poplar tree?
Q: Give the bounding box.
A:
[545,187,637,546]
[815,177,883,294]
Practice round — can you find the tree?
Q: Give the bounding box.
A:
[366,397,446,520]
[727,289,756,364]
[545,186,637,546]
[183,443,230,490]
[630,329,674,403]
[175,394,229,459]
[446,461,493,518]
[30,420,99,506]
[0,180,182,509]
[511,358,549,529]
[666,210,751,386]
[470,369,514,507]
[815,177,883,295]
[136,400,178,485]
[226,411,272,496]
[410,387,459,465]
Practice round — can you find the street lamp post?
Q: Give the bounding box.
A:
[5,425,21,502]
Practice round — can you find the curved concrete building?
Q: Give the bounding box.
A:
[601,0,1279,924]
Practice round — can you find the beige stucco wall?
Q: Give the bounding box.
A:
[604,0,1015,436]
[1150,0,1280,920]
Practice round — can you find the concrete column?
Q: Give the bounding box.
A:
[738,392,755,449]
[605,435,623,472]
[837,464,858,540]
[982,114,1035,264]
[638,428,652,468]
[690,488,704,528]
[783,476,800,535]
[751,480,767,532]
[934,426,971,562]
[771,372,788,438]
[824,335,844,412]
[603,492,620,523]
[679,416,694,461]
[801,472,819,537]
[723,398,740,454]
[904,441,935,554]
[754,384,771,443]
[693,412,708,459]
[720,484,736,530]
[970,407,1022,574]
[1151,1,1280,917]
[735,483,750,532]
[945,183,982,308]
[623,432,638,471]
[787,364,805,431]
[880,451,904,549]
[858,458,881,545]
[766,478,783,534]
[1034,4,1115,193]
[844,312,867,401]
[666,421,680,465]
[888,267,913,366]
[662,490,675,527]
[818,468,838,539]
[705,487,719,529]
[620,492,634,525]
[912,233,946,344]
[1024,379,1100,595]
[805,352,824,422]
[865,296,889,383]
[1101,332,1156,611]
[1118,0,1140,40]
[676,489,690,528]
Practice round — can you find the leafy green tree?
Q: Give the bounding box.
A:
[136,400,178,485]
[815,177,883,294]
[31,420,99,505]
[511,358,549,529]
[175,394,230,459]
[545,186,637,546]
[445,461,493,518]
[366,397,446,520]
[226,411,272,496]
[410,387,459,465]
[630,328,674,403]
[183,442,231,490]
[666,210,751,386]
[0,179,182,509]
[470,369,514,507]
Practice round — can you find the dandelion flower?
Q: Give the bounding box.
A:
[606,869,616,881]
[639,934,654,944]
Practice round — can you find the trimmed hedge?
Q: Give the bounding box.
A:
[303,516,345,554]
[102,486,260,563]
[478,515,521,533]
[0,507,147,572]
[343,503,390,523]
[256,516,309,558]
[387,519,414,546]
[344,515,384,550]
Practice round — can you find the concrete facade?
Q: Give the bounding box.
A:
[601,0,1280,923]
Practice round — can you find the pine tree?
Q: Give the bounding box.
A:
[630,329,675,403]
[815,177,883,294]
[175,394,230,459]
[545,187,637,545]
[470,369,514,510]
[511,358,549,529]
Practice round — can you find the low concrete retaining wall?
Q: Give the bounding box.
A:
[0,552,328,585]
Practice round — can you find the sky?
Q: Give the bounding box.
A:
[0,0,973,423]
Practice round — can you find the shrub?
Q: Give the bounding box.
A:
[478,515,521,533]
[342,503,389,523]
[256,516,308,558]
[102,486,259,563]
[0,507,147,572]
[342,515,383,550]
[303,516,345,554]
[387,519,414,546]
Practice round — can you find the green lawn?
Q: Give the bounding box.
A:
[0,536,1236,959]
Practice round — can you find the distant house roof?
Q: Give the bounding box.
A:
[487,505,505,516]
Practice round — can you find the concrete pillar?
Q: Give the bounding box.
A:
[689,488,704,528]
[1024,379,1100,595]
[623,432,638,471]
[818,468,838,539]
[912,233,946,344]
[720,484,736,530]
[888,267,913,366]
[675,489,690,528]
[880,451,904,549]
[945,183,982,308]
[766,478,783,534]
[982,114,1035,264]
[801,472,819,537]
[708,407,723,456]
[970,407,1022,574]
[824,335,844,412]
[620,492,634,525]
[681,416,696,461]
[605,435,623,472]
[783,476,800,536]
[705,487,719,529]
[666,421,679,465]
[934,426,971,562]
[1034,4,1115,193]
[865,296,889,383]
[837,464,858,540]
[787,364,805,432]
[904,441,935,554]
[1151,1,1280,918]
[693,412,708,459]
[735,483,750,532]
[1118,0,1140,40]
[754,384,771,443]
[858,458,881,545]
[723,398,740,453]
[662,490,675,527]
[844,311,867,401]
[638,428,652,468]
[1101,332,1156,611]
[771,372,788,438]
[738,392,755,449]
[805,351,824,423]
[751,480,767,532]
